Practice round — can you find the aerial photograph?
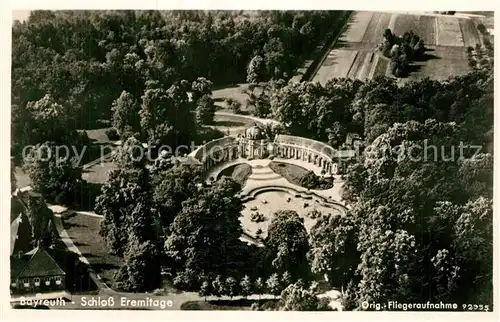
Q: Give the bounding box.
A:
[9,10,493,312]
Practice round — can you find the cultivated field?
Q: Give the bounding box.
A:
[312,11,486,84]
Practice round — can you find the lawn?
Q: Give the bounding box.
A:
[269,161,310,187]
[219,163,252,186]
[82,161,116,185]
[404,46,470,81]
[13,166,31,189]
[212,84,265,114]
[62,212,123,287]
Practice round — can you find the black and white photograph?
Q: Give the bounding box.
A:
[5,5,496,317]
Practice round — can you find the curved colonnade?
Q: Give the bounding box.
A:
[188,134,354,177]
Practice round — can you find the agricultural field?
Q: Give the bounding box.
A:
[312,11,487,84]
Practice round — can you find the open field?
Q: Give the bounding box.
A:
[312,11,484,84]
[340,11,374,43]
[403,46,470,82]
[62,212,123,286]
[313,49,357,84]
[436,16,464,46]
[361,12,393,44]
[459,18,481,47]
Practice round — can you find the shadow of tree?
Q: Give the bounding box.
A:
[72,181,103,212]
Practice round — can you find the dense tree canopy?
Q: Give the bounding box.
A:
[265,210,311,282]
[164,177,245,286]
[12,10,343,129]
[23,142,83,205]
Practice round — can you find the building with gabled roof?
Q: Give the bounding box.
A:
[11,246,66,295]
[10,192,66,295]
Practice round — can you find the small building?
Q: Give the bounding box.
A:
[11,246,66,295]
[10,193,66,296]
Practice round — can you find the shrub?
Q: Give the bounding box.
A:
[225,98,242,114]
[251,212,266,223]
[105,128,120,141]
[477,23,487,35]
[299,171,334,190]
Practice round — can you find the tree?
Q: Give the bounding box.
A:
[95,137,157,257]
[23,142,82,205]
[199,279,212,301]
[24,192,57,247]
[251,277,263,300]
[152,164,203,227]
[266,273,281,298]
[240,275,252,299]
[165,177,245,278]
[24,94,76,145]
[278,282,332,311]
[191,77,213,102]
[115,237,162,292]
[225,98,242,113]
[111,91,140,136]
[11,159,17,192]
[246,55,264,84]
[139,82,195,148]
[309,214,359,291]
[195,94,216,125]
[281,271,292,289]
[212,275,224,298]
[266,210,311,281]
[224,277,238,299]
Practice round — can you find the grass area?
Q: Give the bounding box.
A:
[82,161,116,185]
[14,166,31,189]
[269,161,310,186]
[416,15,437,45]
[62,212,123,287]
[404,46,470,81]
[83,127,115,144]
[219,163,252,186]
